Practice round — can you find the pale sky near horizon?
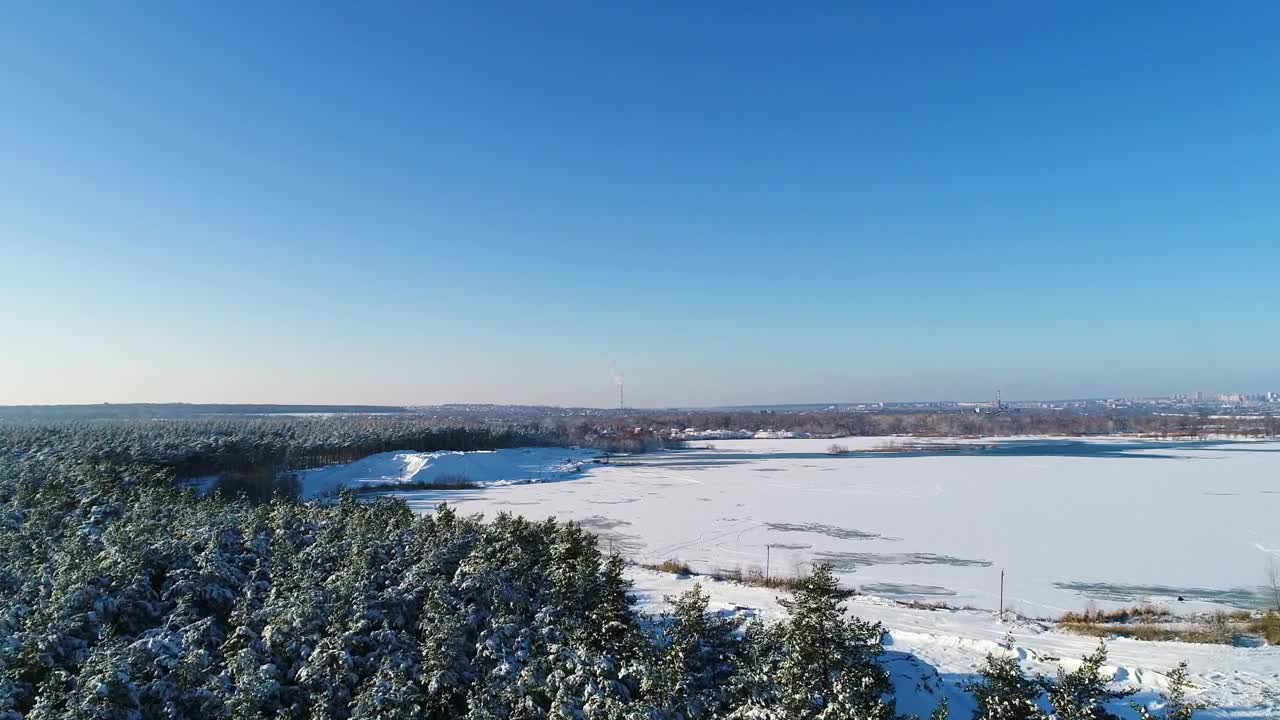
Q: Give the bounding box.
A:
[3,3,1278,408]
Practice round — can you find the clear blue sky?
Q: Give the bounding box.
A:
[2,2,1276,407]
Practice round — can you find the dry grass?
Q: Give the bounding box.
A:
[1061,622,1231,644]
[711,566,826,593]
[639,559,840,595]
[1060,608,1277,646]
[1247,612,1280,644]
[651,559,694,575]
[1060,604,1171,624]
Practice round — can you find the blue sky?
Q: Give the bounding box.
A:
[2,2,1277,407]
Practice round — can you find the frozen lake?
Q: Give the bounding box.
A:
[375,436,1280,617]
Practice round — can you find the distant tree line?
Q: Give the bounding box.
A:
[0,404,411,421]
[633,409,1277,439]
[0,416,674,500]
[3,408,1269,503]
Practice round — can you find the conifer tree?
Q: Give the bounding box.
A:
[725,618,783,716]
[1130,663,1202,720]
[731,563,893,720]
[349,655,422,720]
[646,584,744,719]
[1043,642,1131,720]
[418,581,475,719]
[969,635,1046,720]
[59,642,142,720]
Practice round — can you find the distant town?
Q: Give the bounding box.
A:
[419,390,1280,419]
[1,392,1278,422]
[721,391,1280,417]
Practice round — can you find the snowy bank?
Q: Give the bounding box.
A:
[298,447,598,499]
[627,567,1280,719]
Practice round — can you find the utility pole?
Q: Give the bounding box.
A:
[999,570,1005,621]
[765,544,772,583]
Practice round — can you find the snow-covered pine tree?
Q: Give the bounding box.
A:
[968,634,1046,720]
[348,654,422,720]
[542,552,643,720]
[725,618,784,717]
[296,634,357,720]
[584,554,646,664]
[459,514,549,720]
[1130,662,1202,720]
[171,615,230,718]
[1043,641,1132,720]
[644,583,744,719]
[731,563,894,720]
[54,641,142,720]
[418,577,478,719]
[220,623,283,720]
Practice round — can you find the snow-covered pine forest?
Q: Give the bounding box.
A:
[0,420,1200,719]
[0,415,667,501]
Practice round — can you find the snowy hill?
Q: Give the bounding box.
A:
[298,446,598,498]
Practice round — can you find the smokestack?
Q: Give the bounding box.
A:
[610,367,625,409]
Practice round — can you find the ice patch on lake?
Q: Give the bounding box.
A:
[765,521,898,541]
[816,550,994,569]
[859,582,958,598]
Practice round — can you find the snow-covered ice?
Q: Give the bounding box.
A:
[378,436,1280,616]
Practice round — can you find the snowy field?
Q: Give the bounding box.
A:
[306,436,1280,715]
